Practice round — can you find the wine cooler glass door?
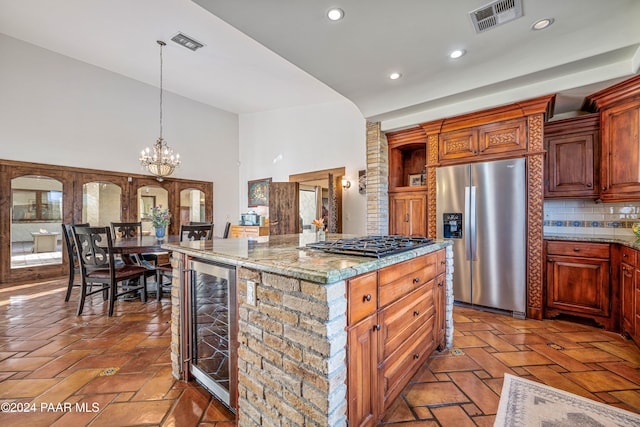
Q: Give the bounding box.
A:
[189,260,237,410]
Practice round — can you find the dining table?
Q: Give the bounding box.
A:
[111,235,181,255]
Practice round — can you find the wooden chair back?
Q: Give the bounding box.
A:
[180,224,214,241]
[110,222,142,238]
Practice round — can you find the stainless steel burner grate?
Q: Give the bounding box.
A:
[305,235,434,258]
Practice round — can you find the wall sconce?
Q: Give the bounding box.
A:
[342,178,351,189]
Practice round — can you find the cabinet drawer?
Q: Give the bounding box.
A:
[546,241,610,258]
[380,317,434,407]
[621,246,638,267]
[348,272,378,325]
[379,281,435,360]
[379,253,437,307]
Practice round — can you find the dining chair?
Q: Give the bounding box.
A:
[189,221,213,226]
[72,226,148,316]
[180,224,214,241]
[110,221,158,274]
[62,222,89,302]
[155,223,214,301]
[223,222,231,239]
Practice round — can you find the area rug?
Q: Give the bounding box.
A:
[494,374,640,426]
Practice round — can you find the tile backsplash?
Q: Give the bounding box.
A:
[544,199,640,237]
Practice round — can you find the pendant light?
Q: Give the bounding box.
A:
[139,40,181,181]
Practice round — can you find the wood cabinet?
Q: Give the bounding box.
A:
[346,249,445,426]
[544,114,599,198]
[439,118,526,163]
[433,249,447,348]
[585,74,640,202]
[389,191,427,237]
[386,128,427,237]
[545,240,614,330]
[229,225,269,238]
[621,246,637,338]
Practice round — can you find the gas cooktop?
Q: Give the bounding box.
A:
[305,235,434,258]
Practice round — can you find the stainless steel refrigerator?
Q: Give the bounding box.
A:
[436,158,526,317]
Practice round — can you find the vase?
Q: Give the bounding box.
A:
[155,226,166,239]
[316,228,325,241]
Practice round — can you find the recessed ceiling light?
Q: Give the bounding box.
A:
[449,49,466,59]
[531,18,554,30]
[389,72,402,80]
[327,8,344,21]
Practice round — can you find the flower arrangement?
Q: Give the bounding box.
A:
[311,218,324,229]
[150,205,171,228]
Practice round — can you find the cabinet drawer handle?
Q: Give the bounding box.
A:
[374,324,381,331]
[413,353,420,359]
[602,186,607,191]
[587,183,593,187]
[441,260,446,265]
[413,277,420,283]
[438,281,444,287]
[623,253,628,258]
[573,248,581,252]
[363,294,372,302]
[414,310,420,316]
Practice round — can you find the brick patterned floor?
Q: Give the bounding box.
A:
[1,280,639,426]
[0,279,234,426]
[383,306,640,426]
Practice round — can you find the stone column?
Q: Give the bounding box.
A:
[365,121,388,236]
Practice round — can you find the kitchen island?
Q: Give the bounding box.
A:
[162,234,453,426]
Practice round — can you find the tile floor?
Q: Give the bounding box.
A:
[1,279,639,426]
[383,306,640,426]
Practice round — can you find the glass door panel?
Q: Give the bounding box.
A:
[11,176,63,269]
[82,181,122,226]
[189,260,237,410]
[180,189,205,227]
[137,186,168,235]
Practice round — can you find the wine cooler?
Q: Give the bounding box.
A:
[184,259,237,410]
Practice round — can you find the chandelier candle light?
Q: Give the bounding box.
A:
[140,40,181,181]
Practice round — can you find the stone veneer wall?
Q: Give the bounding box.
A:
[235,267,348,426]
[366,121,388,236]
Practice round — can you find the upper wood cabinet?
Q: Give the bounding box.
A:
[544,113,600,198]
[439,118,527,163]
[585,74,640,202]
[386,128,426,190]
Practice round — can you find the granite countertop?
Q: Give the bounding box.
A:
[545,233,640,250]
[162,234,451,284]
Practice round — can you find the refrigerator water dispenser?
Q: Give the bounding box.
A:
[443,213,463,238]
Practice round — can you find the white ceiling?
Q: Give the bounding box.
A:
[1,0,639,130]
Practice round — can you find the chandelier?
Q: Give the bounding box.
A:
[140,40,181,182]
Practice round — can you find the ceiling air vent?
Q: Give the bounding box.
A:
[171,32,204,51]
[469,0,523,33]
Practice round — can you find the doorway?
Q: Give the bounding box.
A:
[289,167,345,233]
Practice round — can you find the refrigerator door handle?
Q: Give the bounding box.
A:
[464,186,471,261]
[470,186,477,261]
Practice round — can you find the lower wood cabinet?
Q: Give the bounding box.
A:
[620,245,639,343]
[228,225,269,238]
[346,249,445,426]
[389,191,427,237]
[545,240,614,330]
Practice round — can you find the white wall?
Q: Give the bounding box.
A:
[239,102,367,235]
[0,34,240,234]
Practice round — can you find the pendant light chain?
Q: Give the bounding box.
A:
[159,40,165,140]
[139,39,180,182]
